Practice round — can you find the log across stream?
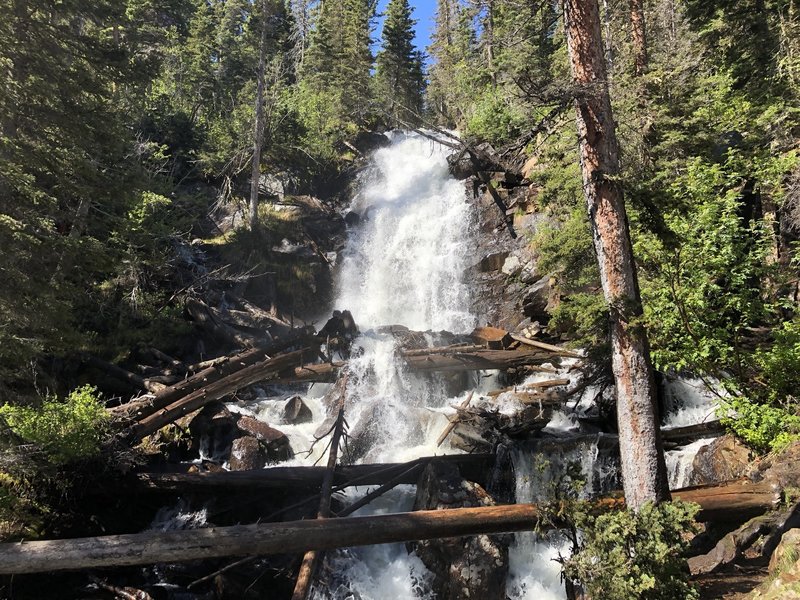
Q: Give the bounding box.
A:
[0,479,779,575]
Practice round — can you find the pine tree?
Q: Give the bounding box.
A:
[375,0,424,125]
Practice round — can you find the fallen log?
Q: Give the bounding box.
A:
[0,480,779,575]
[186,297,261,348]
[84,356,166,394]
[135,454,495,491]
[404,348,553,372]
[129,349,314,441]
[662,421,725,447]
[509,333,582,357]
[487,379,571,397]
[111,329,316,421]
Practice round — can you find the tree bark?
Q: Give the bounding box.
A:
[134,454,495,492]
[291,375,347,600]
[249,0,270,230]
[0,481,778,575]
[562,0,669,509]
[629,0,648,76]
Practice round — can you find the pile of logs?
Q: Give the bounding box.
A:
[106,324,580,443]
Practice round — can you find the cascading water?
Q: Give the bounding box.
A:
[252,131,713,599]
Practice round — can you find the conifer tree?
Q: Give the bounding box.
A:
[375,0,424,125]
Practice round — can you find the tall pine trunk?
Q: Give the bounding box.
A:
[562,0,670,509]
[249,0,270,231]
[629,0,648,76]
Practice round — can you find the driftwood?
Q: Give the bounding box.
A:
[487,379,571,397]
[662,421,725,447]
[291,375,347,600]
[404,348,555,372]
[509,333,582,358]
[437,392,474,447]
[111,328,316,421]
[129,349,315,441]
[135,454,495,492]
[688,501,800,575]
[0,481,778,576]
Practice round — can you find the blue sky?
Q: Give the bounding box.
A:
[375,0,437,61]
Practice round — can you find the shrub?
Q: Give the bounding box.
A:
[0,385,109,465]
[563,501,700,600]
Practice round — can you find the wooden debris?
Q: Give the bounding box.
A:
[134,454,495,492]
[436,392,475,447]
[129,349,313,441]
[509,333,581,357]
[487,379,571,397]
[0,481,778,575]
[291,374,347,600]
[470,326,513,349]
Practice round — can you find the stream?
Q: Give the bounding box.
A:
[204,132,722,599]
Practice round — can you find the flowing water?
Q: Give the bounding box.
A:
[241,131,718,598]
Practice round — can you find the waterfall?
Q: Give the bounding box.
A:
[308,131,481,598]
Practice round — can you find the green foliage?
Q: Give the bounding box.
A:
[0,386,109,465]
[464,88,527,146]
[719,396,800,453]
[375,0,425,126]
[755,317,800,407]
[563,501,700,600]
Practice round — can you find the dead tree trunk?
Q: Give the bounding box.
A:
[0,481,778,575]
[629,0,648,76]
[563,0,669,509]
[291,375,347,600]
[249,0,270,230]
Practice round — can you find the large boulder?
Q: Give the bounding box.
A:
[750,441,800,490]
[229,436,266,471]
[409,462,509,600]
[236,415,294,463]
[282,395,313,424]
[748,528,800,599]
[691,434,754,485]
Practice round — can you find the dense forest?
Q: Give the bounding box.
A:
[1,0,800,598]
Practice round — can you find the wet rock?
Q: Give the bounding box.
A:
[236,415,294,463]
[410,462,509,600]
[229,436,266,471]
[447,152,476,180]
[188,402,239,462]
[344,211,361,227]
[691,434,754,485]
[282,395,313,424]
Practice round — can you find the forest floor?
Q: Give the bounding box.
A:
[696,561,768,599]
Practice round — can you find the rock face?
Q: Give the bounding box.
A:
[691,434,754,485]
[410,462,509,600]
[749,528,800,599]
[750,441,800,490]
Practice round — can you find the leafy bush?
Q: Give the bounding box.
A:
[719,396,800,453]
[0,385,109,465]
[563,501,700,600]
